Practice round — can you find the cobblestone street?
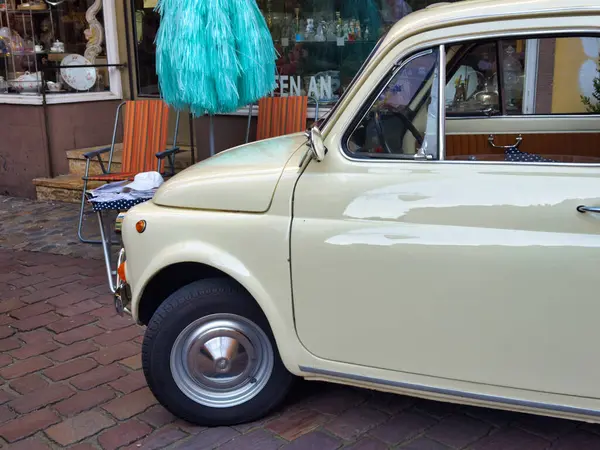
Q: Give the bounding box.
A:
[0,195,117,261]
[1,196,600,449]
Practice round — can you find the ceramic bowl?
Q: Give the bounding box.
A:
[46,81,62,92]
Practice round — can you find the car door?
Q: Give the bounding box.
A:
[290,27,600,400]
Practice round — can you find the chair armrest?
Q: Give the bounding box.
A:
[156,146,181,159]
[83,146,111,159]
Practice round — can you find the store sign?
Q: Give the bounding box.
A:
[275,75,333,99]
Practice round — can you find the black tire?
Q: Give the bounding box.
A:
[142,278,294,426]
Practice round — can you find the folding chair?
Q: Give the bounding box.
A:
[77,99,181,244]
[245,95,320,143]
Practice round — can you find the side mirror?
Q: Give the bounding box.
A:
[309,126,326,162]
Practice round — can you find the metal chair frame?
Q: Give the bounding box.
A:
[77,100,181,244]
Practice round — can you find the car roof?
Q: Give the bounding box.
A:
[383,0,600,49]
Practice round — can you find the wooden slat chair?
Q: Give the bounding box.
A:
[245,96,317,143]
[77,99,181,243]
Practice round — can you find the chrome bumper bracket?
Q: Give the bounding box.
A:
[114,282,131,317]
[114,248,131,316]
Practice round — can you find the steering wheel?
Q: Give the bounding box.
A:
[374,110,424,154]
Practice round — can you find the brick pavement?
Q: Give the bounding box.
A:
[2,198,600,448]
[0,195,116,260]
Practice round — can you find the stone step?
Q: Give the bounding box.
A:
[67,144,194,177]
[33,174,107,204]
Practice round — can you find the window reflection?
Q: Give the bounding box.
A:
[132,0,461,100]
[133,0,159,96]
[0,0,110,96]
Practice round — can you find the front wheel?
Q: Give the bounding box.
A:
[142,278,294,426]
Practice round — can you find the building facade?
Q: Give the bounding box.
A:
[0,0,597,197]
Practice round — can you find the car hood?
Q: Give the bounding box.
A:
[152,133,307,212]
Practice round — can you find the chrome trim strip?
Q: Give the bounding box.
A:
[339,27,600,167]
[448,114,600,121]
[438,44,446,161]
[522,39,540,115]
[299,366,600,418]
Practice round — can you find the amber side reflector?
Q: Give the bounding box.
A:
[117,262,126,282]
[135,220,146,233]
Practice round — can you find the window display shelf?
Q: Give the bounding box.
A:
[0,0,116,100]
[3,9,52,14]
[1,51,44,55]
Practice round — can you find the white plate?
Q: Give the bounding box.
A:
[60,54,96,91]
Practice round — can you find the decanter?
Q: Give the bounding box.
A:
[364,24,371,41]
[335,11,343,38]
[315,20,326,41]
[305,18,315,41]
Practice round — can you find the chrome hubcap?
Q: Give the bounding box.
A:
[170,314,274,408]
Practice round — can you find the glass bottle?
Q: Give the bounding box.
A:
[348,19,355,41]
[363,19,371,41]
[281,15,291,46]
[502,44,523,112]
[315,20,326,42]
[294,6,302,41]
[335,11,343,38]
[266,0,273,34]
[305,17,315,41]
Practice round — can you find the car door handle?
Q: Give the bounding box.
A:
[488,134,523,149]
[577,205,600,214]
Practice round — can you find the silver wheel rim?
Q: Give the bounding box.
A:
[170,313,274,408]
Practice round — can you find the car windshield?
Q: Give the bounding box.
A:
[315,32,388,130]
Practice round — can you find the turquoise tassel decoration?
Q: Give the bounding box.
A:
[155,0,276,116]
[232,0,276,106]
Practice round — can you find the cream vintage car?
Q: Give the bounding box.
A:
[117,0,600,426]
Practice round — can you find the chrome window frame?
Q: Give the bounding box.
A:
[343,48,440,161]
[340,28,600,168]
[438,44,447,161]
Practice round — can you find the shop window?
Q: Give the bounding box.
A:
[131,0,462,103]
[131,0,159,96]
[0,0,120,101]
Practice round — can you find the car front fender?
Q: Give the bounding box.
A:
[122,201,300,372]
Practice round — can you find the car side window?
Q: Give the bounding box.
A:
[346,48,440,159]
[445,35,600,165]
[446,37,600,116]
